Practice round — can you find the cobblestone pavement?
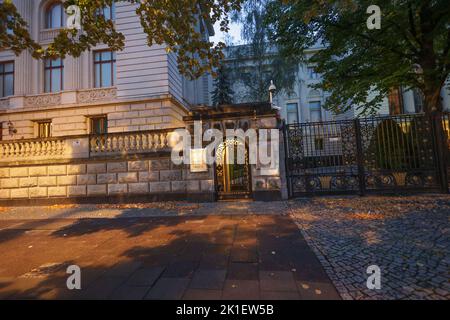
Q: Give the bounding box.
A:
[0,204,339,300]
[288,195,450,300]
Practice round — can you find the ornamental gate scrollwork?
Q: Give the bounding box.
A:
[285,114,443,197]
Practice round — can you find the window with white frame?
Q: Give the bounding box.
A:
[286,103,299,124]
[309,101,322,122]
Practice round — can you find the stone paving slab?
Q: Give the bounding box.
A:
[0,202,288,220]
[0,211,339,300]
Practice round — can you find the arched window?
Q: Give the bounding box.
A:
[45,2,64,29]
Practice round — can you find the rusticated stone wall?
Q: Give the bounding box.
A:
[0,158,215,204]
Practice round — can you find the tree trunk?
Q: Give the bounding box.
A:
[422,84,443,115]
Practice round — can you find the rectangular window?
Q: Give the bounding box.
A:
[309,101,322,122]
[286,103,299,124]
[90,116,108,135]
[44,58,63,93]
[37,121,52,138]
[104,3,116,21]
[314,138,324,151]
[0,61,14,98]
[307,66,319,79]
[94,51,116,88]
[5,15,14,35]
[97,3,116,21]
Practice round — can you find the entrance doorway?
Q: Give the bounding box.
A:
[215,138,251,200]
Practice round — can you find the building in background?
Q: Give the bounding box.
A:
[222,44,450,123]
[387,85,450,115]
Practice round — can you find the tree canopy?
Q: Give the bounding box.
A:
[212,64,234,106]
[227,0,297,103]
[265,0,450,115]
[0,0,243,79]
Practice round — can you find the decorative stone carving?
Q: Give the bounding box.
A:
[77,88,117,104]
[24,93,61,107]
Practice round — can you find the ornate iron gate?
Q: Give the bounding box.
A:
[285,114,448,197]
[215,138,251,200]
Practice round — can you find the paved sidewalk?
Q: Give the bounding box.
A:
[0,201,288,220]
[1,195,448,300]
[0,207,339,300]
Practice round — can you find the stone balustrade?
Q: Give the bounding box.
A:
[0,129,215,202]
[0,136,89,165]
[1,138,65,156]
[0,138,66,161]
[0,128,182,165]
[89,129,181,157]
[39,28,62,43]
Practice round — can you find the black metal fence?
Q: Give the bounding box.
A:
[284,113,449,197]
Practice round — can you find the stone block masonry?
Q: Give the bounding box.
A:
[0,158,215,203]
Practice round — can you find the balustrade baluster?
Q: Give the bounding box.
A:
[149,134,154,150]
[125,136,131,152]
[4,144,8,157]
[161,133,167,149]
[118,136,123,152]
[50,141,56,155]
[111,137,117,153]
[24,142,29,156]
[153,134,159,150]
[142,134,148,150]
[136,134,142,151]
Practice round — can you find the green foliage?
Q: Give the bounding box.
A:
[265,0,450,114]
[212,65,234,106]
[0,0,244,79]
[366,118,427,170]
[226,0,298,103]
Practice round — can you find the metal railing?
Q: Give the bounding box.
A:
[285,113,448,196]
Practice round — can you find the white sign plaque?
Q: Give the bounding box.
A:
[190,148,207,173]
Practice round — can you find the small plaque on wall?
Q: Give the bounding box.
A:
[190,148,207,172]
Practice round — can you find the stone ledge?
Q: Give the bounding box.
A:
[0,192,216,206]
[252,190,283,202]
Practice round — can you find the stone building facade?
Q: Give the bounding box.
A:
[0,0,212,141]
[0,1,286,204]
